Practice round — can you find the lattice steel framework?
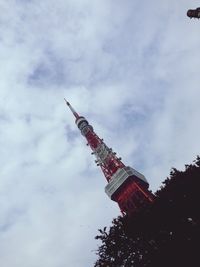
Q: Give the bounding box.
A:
[65,99,154,215]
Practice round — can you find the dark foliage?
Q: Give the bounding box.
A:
[94,156,200,267]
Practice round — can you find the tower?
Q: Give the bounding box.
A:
[65,99,154,215]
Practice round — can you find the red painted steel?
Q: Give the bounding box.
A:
[65,100,154,215]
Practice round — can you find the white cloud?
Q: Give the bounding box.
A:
[0,0,200,266]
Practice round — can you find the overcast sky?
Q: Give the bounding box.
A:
[0,0,200,266]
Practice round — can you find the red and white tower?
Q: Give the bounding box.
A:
[65,99,154,215]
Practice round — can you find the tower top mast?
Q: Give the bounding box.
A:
[64,98,79,119]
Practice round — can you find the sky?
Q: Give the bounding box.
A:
[0,0,200,266]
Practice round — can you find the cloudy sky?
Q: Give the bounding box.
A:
[0,0,200,266]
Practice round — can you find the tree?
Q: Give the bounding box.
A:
[94,157,200,267]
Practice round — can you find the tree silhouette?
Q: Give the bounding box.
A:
[94,156,200,267]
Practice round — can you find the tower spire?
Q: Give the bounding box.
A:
[64,98,79,119]
[65,100,154,215]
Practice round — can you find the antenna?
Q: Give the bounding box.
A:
[64,98,79,119]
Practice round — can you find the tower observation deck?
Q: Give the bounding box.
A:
[65,99,154,215]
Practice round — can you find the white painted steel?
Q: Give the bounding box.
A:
[81,126,91,136]
[94,143,110,163]
[75,117,93,136]
[105,166,148,199]
[76,117,87,127]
